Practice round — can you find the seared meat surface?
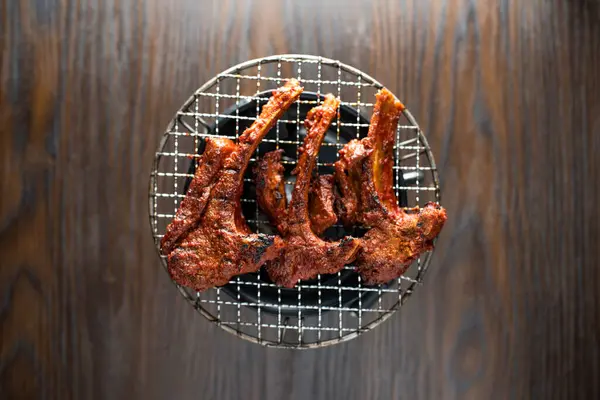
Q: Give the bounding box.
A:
[254,153,337,236]
[160,137,236,254]
[262,94,360,288]
[253,149,287,228]
[334,88,448,285]
[334,138,370,226]
[164,80,303,291]
[358,203,447,284]
[308,174,338,235]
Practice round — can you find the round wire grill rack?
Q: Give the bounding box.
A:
[148,54,441,348]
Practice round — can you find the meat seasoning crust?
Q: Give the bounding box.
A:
[254,155,338,235]
[164,79,304,291]
[308,174,338,235]
[253,149,287,228]
[160,137,236,255]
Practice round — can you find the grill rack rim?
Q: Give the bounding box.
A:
[147,54,442,349]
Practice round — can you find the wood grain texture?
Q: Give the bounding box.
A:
[1,0,599,398]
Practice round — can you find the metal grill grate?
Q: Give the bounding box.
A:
[148,55,441,348]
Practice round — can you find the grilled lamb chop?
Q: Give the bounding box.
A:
[165,79,304,291]
[334,88,447,285]
[262,94,360,288]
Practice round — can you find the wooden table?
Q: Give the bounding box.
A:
[2,1,599,398]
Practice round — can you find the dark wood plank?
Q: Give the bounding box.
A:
[1,0,599,399]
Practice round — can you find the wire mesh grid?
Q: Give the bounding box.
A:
[148,55,441,348]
